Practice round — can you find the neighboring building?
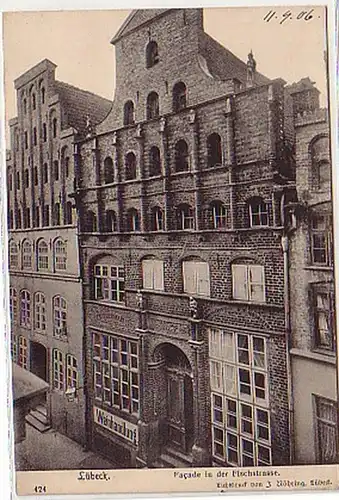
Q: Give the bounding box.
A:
[288,81,338,464]
[76,8,296,468]
[7,59,111,445]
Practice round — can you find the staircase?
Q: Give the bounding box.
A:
[152,447,193,469]
[25,404,51,433]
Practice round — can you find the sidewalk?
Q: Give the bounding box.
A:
[15,424,117,471]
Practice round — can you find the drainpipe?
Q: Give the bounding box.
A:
[281,234,294,464]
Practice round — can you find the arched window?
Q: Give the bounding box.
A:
[9,241,19,268]
[173,82,187,112]
[53,203,61,226]
[177,204,195,230]
[104,157,114,184]
[210,201,227,229]
[53,296,67,337]
[65,157,70,178]
[34,292,46,331]
[54,239,67,271]
[249,198,269,227]
[9,288,17,322]
[125,152,137,180]
[23,98,27,115]
[149,146,161,176]
[123,101,135,126]
[20,290,31,328]
[85,211,97,232]
[207,133,222,167]
[54,160,59,181]
[32,93,36,110]
[22,240,33,269]
[43,123,47,142]
[151,206,164,231]
[41,87,46,104]
[52,118,57,138]
[175,140,189,172]
[106,210,118,232]
[146,40,159,68]
[310,136,330,190]
[66,201,73,225]
[37,239,49,270]
[146,92,159,120]
[127,208,140,232]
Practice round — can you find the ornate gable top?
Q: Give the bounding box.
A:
[111,8,171,44]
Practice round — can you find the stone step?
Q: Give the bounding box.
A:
[29,409,49,426]
[25,413,51,433]
[166,447,193,466]
[158,451,192,469]
[35,405,48,418]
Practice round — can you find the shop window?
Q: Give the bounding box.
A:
[104,157,114,184]
[142,259,164,291]
[34,292,46,332]
[22,240,32,269]
[173,81,187,112]
[125,152,137,180]
[123,101,135,126]
[312,284,335,353]
[146,40,159,68]
[149,146,161,177]
[177,204,194,230]
[314,396,338,464]
[249,198,269,227]
[207,133,222,167]
[54,238,67,271]
[232,264,265,303]
[175,140,189,172]
[126,208,140,232]
[37,239,49,270]
[209,328,271,466]
[210,201,227,229]
[146,92,159,120]
[92,332,139,415]
[94,263,125,303]
[53,296,67,338]
[150,206,164,231]
[20,290,31,328]
[310,213,333,266]
[182,260,210,297]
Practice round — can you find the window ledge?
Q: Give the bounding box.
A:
[304,265,333,272]
[290,347,336,365]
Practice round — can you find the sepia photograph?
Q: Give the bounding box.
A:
[2,3,338,496]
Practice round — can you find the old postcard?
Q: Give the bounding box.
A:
[2,2,338,497]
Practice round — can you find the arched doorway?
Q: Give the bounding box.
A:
[155,343,194,453]
[30,341,47,382]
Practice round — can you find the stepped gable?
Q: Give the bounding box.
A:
[111,9,169,44]
[54,80,112,134]
[199,33,270,86]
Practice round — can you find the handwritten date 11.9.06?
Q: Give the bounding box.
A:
[264,9,317,24]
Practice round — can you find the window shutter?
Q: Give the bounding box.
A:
[142,260,153,290]
[183,261,196,294]
[196,262,210,297]
[249,265,265,302]
[232,264,248,300]
[153,260,164,291]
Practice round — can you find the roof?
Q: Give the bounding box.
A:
[54,81,112,134]
[287,77,320,94]
[12,363,49,402]
[111,9,169,44]
[199,34,270,86]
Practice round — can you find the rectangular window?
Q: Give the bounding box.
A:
[92,333,139,415]
[94,265,125,303]
[10,288,17,322]
[311,215,333,266]
[53,349,64,390]
[183,261,210,297]
[209,329,270,466]
[11,334,18,363]
[142,259,164,291]
[232,264,265,303]
[18,336,28,369]
[66,355,78,389]
[313,285,335,352]
[314,395,338,464]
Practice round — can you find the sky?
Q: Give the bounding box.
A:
[3,6,328,142]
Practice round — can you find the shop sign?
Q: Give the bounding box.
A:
[93,406,138,446]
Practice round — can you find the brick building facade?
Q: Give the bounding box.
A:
[7,59,111,444]
[287,81,338,464]
[75,8,297,468]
